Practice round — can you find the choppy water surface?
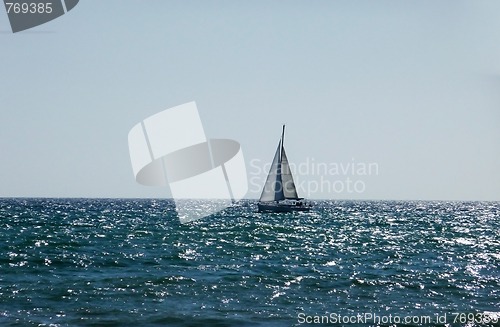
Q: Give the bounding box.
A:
[0,199,498,326]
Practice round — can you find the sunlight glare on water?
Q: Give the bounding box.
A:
[0,199,498,326]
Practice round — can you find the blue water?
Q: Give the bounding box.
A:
[0,199,498,326]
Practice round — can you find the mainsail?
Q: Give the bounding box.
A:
[281,148,299,199]
[259,125,300,202]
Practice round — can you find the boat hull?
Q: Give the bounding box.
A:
[258,201,312,212]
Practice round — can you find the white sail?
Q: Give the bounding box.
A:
[281,148,299,199]
[259,141,285,202]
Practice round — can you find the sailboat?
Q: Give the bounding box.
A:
[258,125,312,212]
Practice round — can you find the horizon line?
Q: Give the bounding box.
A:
[0,196,498,203]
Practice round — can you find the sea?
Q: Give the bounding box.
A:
[0,198,498,326]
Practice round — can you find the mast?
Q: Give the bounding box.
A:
[281,124,285,160]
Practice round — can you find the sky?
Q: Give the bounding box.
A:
[1,0,499,201]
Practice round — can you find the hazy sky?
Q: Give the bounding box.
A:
[1,0,499,200]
